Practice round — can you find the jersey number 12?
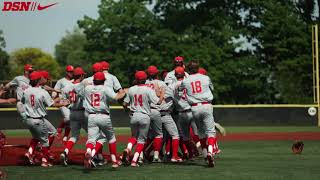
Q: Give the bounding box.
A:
[91,93,100,107]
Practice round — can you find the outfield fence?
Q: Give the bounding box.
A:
[0,104,317,130]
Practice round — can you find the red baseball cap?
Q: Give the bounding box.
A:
[65,65,74,72]
[174,56,184,62]
[198,68,207,75]
[29,71,41,80]
[24,64,33,71]
[39,71,50,79]
[135,71,148,81]
[73,67,86,76]
[175,67,185,75]
[93,72,106,81]
[147,66,159,75]
[100,61,110,70]
[92,63,103,72]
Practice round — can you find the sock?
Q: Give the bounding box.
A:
[132,143,144,163]
[165,138,172,155]
[65,141,75,154]
[48,135,55,148]
[41,146,49,160]
[207,137,217,154]
[172,138,179,158]
[127,137,137,151]
[64,126,71,138]
[109,142,117,163]
[153,137,162,158]
[28,138,39,154]
[200,138,207,150]
[179,139,188,154]
[86,143,94,154]
[95,142,103,154]
[193,135,200,144]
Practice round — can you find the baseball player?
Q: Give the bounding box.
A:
[52,65,74,144]
[144,65,166,162]
[180,61,217,167]
[166,66,199,160]
[100,61,123,92]
[164,56,189,85]
[122,71,164,167]
[4,64,33,120]
[59,67,87,166]
[91,61,123,165]
[82,72,126,169]
[21,71,69,167]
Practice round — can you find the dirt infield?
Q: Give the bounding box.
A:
[1,132,320,166]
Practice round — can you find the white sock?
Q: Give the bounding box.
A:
[127,143,133,151]
[28,147,33,154]
[154,151,159,159]
[86,148,91,154]
[91,149,96,157]
[132,152,140,163]
[64,149,69,155]
[202,148,208,158]
[208,145,213,154]
[111,154,116,163]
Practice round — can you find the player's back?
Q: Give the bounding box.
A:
[125,85,159,115]
[61,83,83,110]
[22,87,54,118]
[82,85,115,114]
[181,73,213,104]
[104,72,122,92]
[169,81,191,111]
[54,77,73,90]
[145,79,166,110]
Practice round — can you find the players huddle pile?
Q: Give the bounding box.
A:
[3,56,224,168]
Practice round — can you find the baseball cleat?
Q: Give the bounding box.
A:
[121,149,130,165]
[111,161,121,169]
[207,153,215,167]
[152,157,162,163]
[84,151,93,169]
[41,158,53,167]
[130,162,139,167]
[60,152,68,166]
[170,157,183,162]
[24,152,35,165]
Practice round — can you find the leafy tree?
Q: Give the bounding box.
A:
[0,30,10,80]
[54,27,87,67]
[9,48,62,79]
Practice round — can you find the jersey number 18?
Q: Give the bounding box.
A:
[191,81,202,93]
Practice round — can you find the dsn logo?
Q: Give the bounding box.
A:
[2,1,58,11]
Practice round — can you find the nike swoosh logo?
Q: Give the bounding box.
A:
[37,3,58,11]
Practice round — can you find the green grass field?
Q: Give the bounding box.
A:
[1,127,320,180]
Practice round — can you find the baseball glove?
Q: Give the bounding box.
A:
[215,123,226,136]
[292,140,304,154]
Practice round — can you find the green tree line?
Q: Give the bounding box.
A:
[0,0,318,104]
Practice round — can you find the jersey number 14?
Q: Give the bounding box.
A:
[134,94,143,106]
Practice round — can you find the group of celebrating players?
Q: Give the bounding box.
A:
[1,56,224,168]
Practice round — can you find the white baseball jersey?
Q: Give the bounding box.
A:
[124,85,159,115]
[61,83,84,110]
[167,80,191,111]
[54,77,74,91]
[164,70,189,85]
[180,74,214,104]
[22,87,54,118]
[145,79,167,110]
[81,85,116,114]
[8,75,30,101]
[103,71,122,92]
